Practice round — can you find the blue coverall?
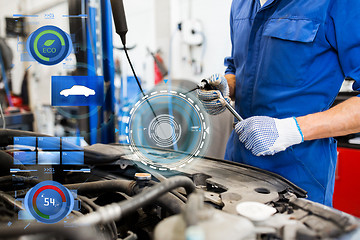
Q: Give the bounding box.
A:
[224,0,360,206]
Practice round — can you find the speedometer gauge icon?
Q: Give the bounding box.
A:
[24,181,74,224]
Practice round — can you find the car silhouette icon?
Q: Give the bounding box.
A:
[60,85,96,97]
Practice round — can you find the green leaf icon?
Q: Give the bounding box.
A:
[44,40,55,46]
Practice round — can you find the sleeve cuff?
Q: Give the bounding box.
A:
[293,117,304,142]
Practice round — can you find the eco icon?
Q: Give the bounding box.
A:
[26,25,72,66]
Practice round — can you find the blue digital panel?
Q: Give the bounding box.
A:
[13,137,36,150]
[13,152,36,165]
[62,151,84,165]
[51,76,104,106]
[24,181,74,224]
[62,137,83,150]
[73,200,80,211]
[38,137,60,150]
[38,152,60,165]
[69,190,77,198]
[20,53,35,62]
[18,210,35,220]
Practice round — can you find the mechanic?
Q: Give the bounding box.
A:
[197,0,360,207]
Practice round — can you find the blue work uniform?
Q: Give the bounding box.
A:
[224,0,360,206]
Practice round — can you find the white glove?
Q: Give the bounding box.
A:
[235,116,304,156]
[196,74,231,115]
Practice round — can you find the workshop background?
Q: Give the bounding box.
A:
[0,0,358,218]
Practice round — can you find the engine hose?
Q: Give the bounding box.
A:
[65,179,136,196]
[74,176,195,226]
[134,187,184,215]
[66,178,185,214]
[77,195,118,239]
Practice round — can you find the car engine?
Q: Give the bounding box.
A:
[0,129,358,240]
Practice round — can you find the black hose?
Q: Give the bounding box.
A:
[119,176,194,216]
[74,176,195,226]
[170,190,187,202]
[133,186,184,215]
[66,178,185,214]
[77,196,118,240]
[79,198,94,213]
[65,179,136,196]
[184,192,204,226]
[78,195,99,210]
[153,193,184,214]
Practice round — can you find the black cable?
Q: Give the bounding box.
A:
[123,45,169,141]
[111,0,166,138]
[114,45,136,51]
[123,47,145,97]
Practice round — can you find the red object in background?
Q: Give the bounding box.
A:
[4,95,30,113]
[10,95,22,107]
[154,53,165,85]
[333,147,360,217]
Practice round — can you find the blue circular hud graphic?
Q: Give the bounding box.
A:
[24,181,74,224]
[27,25,72,65]
[125,90,209,171]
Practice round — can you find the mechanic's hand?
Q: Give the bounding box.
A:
[196,74,231,115]
[235,116,304,156]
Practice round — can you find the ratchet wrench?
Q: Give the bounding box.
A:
[199,79,243,122]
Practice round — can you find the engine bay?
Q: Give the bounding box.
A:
[0,130,358,240]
